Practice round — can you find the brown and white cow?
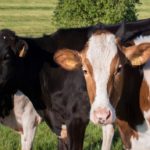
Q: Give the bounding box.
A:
[54,29,150,149]
[0,90,42,150]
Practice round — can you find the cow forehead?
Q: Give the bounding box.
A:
[86,33,117,77]
[87,33,117,66]
[85,32,118,102]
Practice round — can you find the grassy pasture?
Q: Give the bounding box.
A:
[0,0,149,150]
[136,0,150,19]
[0,0,57,36]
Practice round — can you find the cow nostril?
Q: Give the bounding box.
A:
[93,107,113,124]
[99,118,103,121]
[106,110,111,120]
[98,118,104,124]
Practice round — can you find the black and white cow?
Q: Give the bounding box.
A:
[0,29,90,150]
[1,90,41,150]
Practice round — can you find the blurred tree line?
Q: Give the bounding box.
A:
[52,0,140,28]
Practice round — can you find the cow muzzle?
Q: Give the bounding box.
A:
[90,106,116,125]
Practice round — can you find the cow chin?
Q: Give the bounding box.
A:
[90,101,116,125]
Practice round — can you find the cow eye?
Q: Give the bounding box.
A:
[3,36,6,40]
[114,64,122,75]
[117,65,122,73]
[83,69,88,74]
[82,66,88,74]
[4,53,11,60]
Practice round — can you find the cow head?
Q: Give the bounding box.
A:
[54,29,150,125]
[0,29,28,87]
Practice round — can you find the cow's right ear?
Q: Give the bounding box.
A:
[116,38,150,66]
[123,43,150,66]
[54,49,82,71]
[16,40,28,57]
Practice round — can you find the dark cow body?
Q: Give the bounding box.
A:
[22,18,150,53]
[0,29,90,150]
[115,64,144,148]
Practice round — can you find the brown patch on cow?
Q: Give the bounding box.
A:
[80,45,96,104]
[140,80,150,112]
[126,40,135,47]
[116,118,139,149]
[107,55,124,108]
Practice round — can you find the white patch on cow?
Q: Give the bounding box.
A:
[134,35,150,45]
[144,110,150,128]
[130,113,150,150]
[87,33,117,124]
[0,90,42,150]
[101,124,114,150]
[143,60,150,95]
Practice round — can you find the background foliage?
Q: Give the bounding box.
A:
[52,0,139,28]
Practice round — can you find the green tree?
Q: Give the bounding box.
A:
[52,0,139,28]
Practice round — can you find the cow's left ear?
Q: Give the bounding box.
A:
[122,43,150,66]
[16,40,28,57]
[54,49,82,71]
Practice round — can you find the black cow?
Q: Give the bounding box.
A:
[0,29,90,150]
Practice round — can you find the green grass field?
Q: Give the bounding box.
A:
[0,0,57,36]
[136,0,150,19]
[0,0,149,150]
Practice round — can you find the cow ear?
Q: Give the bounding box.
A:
[115,21,125,38]
[54,49,82,71]
[123,43,150,66]
[16,40,28,57]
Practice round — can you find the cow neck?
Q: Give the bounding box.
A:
[116,64,144,129]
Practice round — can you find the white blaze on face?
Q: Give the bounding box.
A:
[86,32,118,124]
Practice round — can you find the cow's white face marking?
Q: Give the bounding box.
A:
[86,32,118,124]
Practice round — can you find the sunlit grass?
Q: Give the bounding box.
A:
[0,0,58,36]
[136,0,150,19]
